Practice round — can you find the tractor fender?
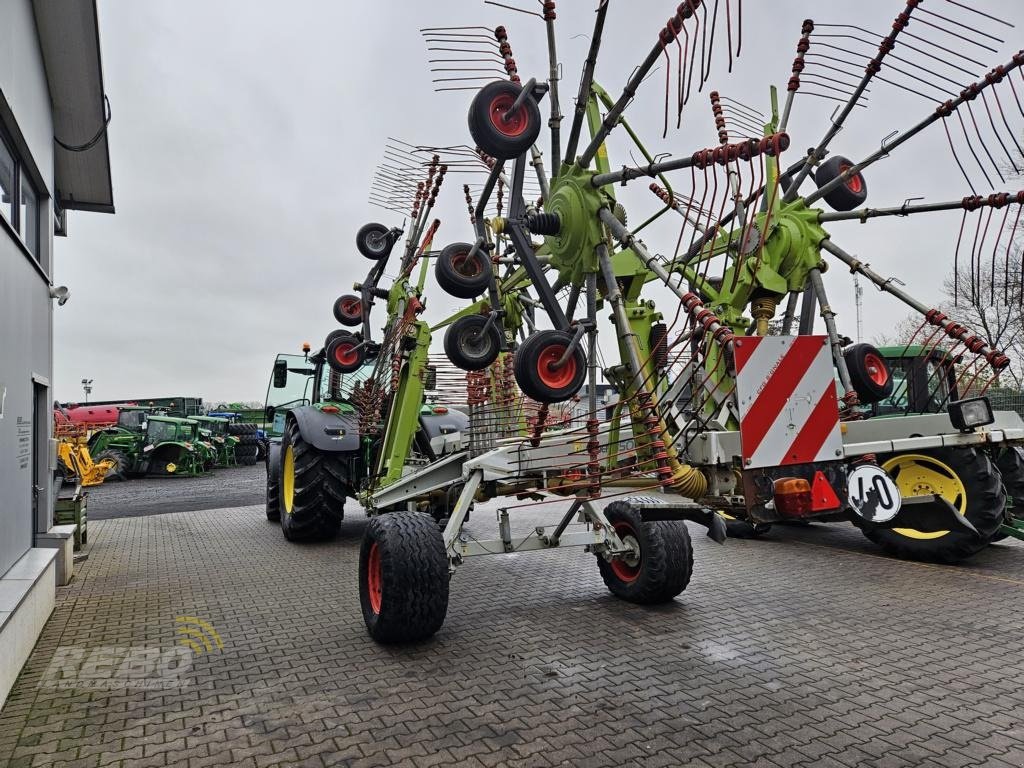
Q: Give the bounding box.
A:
[287,405,360,452]
[267,440,282,484]
[419,407,470,456]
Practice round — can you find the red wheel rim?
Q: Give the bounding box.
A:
[609,522,641,583]
[451,251,482,277]
[334,343,358,367]
[340,298,361,318]
[863,352,889,387]
[536,344,577,390]
[839,163,864,194]
[367,542,382,614]
[488,93,530,138]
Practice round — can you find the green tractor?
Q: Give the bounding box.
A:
[89,412,212,479]
[189,415,240,467]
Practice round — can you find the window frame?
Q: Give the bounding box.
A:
[0,122,42,261]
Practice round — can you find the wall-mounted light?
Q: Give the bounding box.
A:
[49,285,70,306]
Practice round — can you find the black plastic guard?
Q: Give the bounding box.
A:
[857,494,979,536]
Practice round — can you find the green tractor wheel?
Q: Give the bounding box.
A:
[992,446,1024,541]
[279,419,346,542]
[857,447,1005,563]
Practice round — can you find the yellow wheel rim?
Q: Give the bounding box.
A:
[282,445,295,515]
[881,453,966,540]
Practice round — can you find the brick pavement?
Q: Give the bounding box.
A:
[1,502,1023,767]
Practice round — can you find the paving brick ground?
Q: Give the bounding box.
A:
[1,500,1023,767]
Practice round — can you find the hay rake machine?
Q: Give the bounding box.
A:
[335,0,1024,643]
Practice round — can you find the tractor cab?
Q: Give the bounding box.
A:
[189,415,239,467]
[873,345,958,417]
[141,416,209,476]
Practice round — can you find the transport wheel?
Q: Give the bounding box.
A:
[720,512,772,539]
[597,500,693,604]
[360,511,449,643]
[435,242,492,299]
[94,449,128,482]
[814,155,868,212]
[266,465,280,522]
[468,80,542,160]
[356,222,393,260]
[326,333,365,374]
[991,446,1024,541]
[443,315,502,371]
[844,343,894,404]
[858,447,1004,563]
[333,294,363,327]
[514,329,587,404]
[278,419,345,542]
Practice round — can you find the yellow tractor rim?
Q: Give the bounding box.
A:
[282,444,295,515]
[881,453,966,540]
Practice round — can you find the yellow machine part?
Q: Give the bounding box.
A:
[57,437,114,487]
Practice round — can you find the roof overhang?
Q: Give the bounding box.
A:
[32,0,114,214]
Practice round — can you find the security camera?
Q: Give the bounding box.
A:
[49,286,70,306]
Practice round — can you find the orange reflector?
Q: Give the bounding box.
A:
[302,342,311,353]
[432,406,448,414]
[773,477,812,518]
[321,406,339,414]
[810,470,841,511]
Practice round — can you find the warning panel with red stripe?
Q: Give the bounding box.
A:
[733,335,842,469]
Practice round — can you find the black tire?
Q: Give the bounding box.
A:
[359,512,449,643]
[326,333,365,374]
[435,242,492,299]
[597,500,693,604]
[443,315,502,371]
[279,418,346,542]
[992,446,1023,541]
[94,449,129,482]
[650,323,669,370]
[858,447,1005,563]
[356,222,394,260]
[266,465,281,522]
[333,294,363,327]
[236,447,259,466]
[514,329,587,404]
[814,155,867,212]
[468,80,542,160]
[844,343,894,405]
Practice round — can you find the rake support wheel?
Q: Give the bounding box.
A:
[443,315,502,371]
[326,332,365,374]
[468,80,542,160]
[333,294,363,327]
[435,242,492,299]
[514,329,586,404]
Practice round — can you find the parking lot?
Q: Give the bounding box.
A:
[1,490,1023,768]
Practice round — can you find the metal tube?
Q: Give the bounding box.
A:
[529,145,551,203]
[597,244,644,382]
[818,195,1023,222]
[545,13,562,173]
[806,268,854,394]
[781,290,799,335]
[821,239,930,315]
[563,0,609,166]
[591,154,697,187]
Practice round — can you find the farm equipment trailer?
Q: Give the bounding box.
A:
[263,1,1024,643]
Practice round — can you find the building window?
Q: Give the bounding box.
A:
[0,127,42,261]
[0,137,13,226]
[20,175,38,256]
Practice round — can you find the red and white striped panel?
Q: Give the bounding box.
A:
[733,336,842,469]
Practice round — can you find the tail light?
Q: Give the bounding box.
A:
[774,477,812,518]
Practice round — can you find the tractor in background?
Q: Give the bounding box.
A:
[190,415,240,467]
[206,412,265,465]
[88,410,213,478]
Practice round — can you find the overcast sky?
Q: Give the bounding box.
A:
[52,1,1024,405]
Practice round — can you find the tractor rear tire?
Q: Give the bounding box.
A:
[858,447,1005,563]
[597,500,693,604]
[359,511,449,643]
[279,419,346,542]
[95,449,129,482]
[992,446,1024,541]
[266,465,281,522]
